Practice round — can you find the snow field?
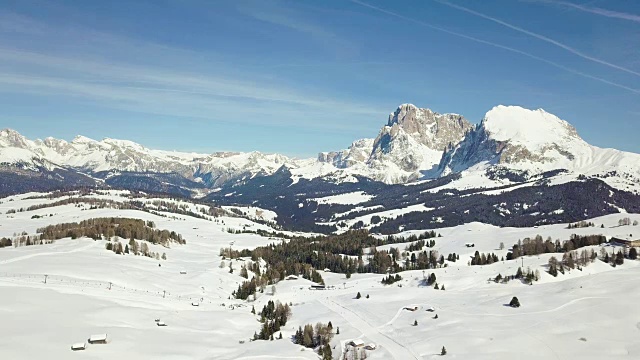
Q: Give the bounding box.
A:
[0,192,640,359]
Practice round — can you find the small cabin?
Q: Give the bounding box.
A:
[465,243,475,248]
[350,339,365,348]
[154,318,161,322]
[157,321,167,327]
[403,306,418,312]
[180,270,187,274]
[323,268,331,272]
[426,306,435,312]
[365,343,377,350]
[88,333,108,344]
[191,302,200,307]
[309,285,326,290]
[610,235,640,247]
[71,343,86,351]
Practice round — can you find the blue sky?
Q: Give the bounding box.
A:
[0,0,639,157]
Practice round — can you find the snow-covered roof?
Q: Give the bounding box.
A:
[351,339,365,346]
[71,342,86,349]
[89,334,107,342]
[611,234,639,241]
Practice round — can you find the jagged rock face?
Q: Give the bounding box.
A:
[368,104,473,173]
[0,129,30,148]
[382,104,473,151]
[318,139,374,169]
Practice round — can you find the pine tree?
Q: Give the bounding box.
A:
[336,327,340,335]
[251,305,256,314]
[278,332,283,339]
[413,319,418,326]
[629,247,638,260]
[124,244,129,254]
[322,344,332,360]
[366,294,370,299]
[356,292,361,299]
[441,346,447,355]
[509,296,520,308]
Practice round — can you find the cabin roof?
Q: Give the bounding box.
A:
[89,334,107,341]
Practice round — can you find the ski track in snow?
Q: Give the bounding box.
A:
[0,241,97,265]
[318,297,421,360]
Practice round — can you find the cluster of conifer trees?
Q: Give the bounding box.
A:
[293,322,333,360]
[36,218,185,246]
[252,301,291,341]
[406,239,436,252]
[566,221,595,229]
[0,238,12,248]
[104,238,166,259]
[470,251,500,266]
[507,234,606,259]
[381,273,402,285]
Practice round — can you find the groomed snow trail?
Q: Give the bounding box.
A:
[318,297,420,360]
[0,241,97,265]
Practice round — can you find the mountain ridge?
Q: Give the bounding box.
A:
[1,103,639,193]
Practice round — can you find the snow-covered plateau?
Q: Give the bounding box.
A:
[1,190,640,359]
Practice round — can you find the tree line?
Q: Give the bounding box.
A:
[37,217,186,246]
[507,234,606,259]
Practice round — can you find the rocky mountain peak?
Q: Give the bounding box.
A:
[383,104,473,152]
[71,135,97,144]
[0,128,30,148]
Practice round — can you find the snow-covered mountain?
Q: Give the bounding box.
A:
[435,105,640,192]
[1,103,640,194]
[0,128,292,187]
[317,104,473,183]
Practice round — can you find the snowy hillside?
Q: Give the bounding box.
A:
[1,191,640,359]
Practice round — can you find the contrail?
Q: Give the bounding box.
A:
[537,0,640,23]
[349,0,640,95]
[435,0,640,78]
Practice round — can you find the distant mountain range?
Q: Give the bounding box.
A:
[2,104,639,232]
